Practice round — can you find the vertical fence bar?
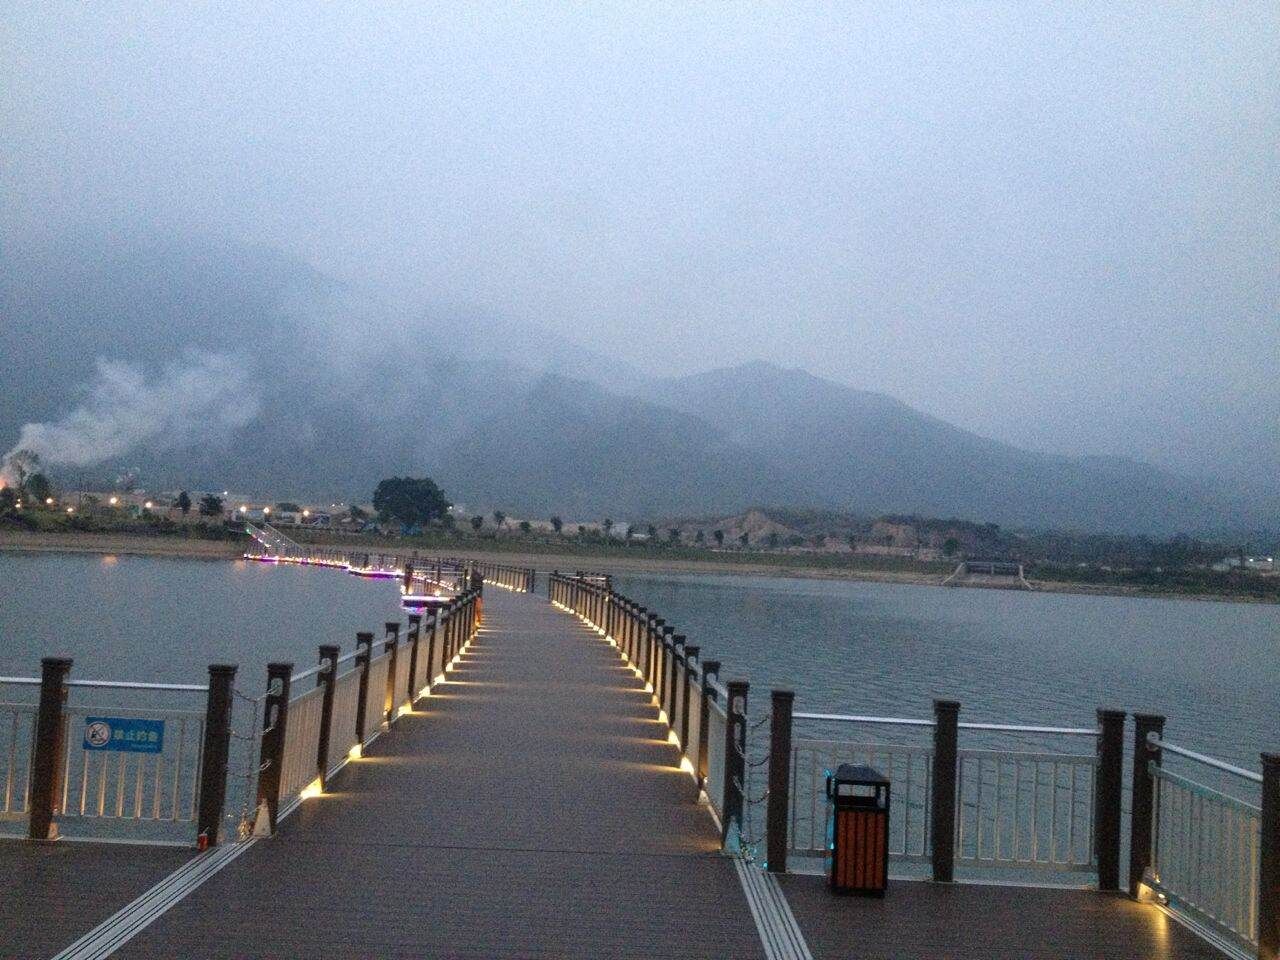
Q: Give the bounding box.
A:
[931,699,960,882]
[767,689,795,873]
[1260,752,1279,960]
[353,633,373,748]
[1128,713,1165,898]
[29,657,72,840]
[255,662,293,835]
[314,645,339,790]
[1094,708,1125,891]
[196,663,236,846]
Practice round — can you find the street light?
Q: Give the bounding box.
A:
[239,505,247,513]
[262,506,270,515]
[144,501,153,510]
[302,509,310,518]
[45,497,54,506]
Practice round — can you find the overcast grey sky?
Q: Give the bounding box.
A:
[3,3,1277,483]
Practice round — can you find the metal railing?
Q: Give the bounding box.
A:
[768,702,1121,885]
[59,706,205,828]
[789,737,932,862]
[1141,733,1266,955]
[0,698,37,827]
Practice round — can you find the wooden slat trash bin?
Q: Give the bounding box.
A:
[826,764,890,897]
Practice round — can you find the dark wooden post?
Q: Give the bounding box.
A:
[1128,713,1165,897]
[1261,753,1279,960]
[314,644,339,790]
[699,661,720,790]
[723,680,749,846]
[930,699,960,882]
[256,662,294,835]
[1094,709,1126,891]
[767,689,795,873]
[353,632,373,746]
[406,614,422,702]
[196,663,237,846]
[29,657,72,840]
[383,623,400,723]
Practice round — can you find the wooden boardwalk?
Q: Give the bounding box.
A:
[780,874,1225,960]
[108,588,766,959]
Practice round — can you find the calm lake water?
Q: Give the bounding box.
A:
[0,553,1274,772]
[0,553,405,692]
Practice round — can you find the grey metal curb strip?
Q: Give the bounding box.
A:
[51,839,258,960]
[733,857,814,960]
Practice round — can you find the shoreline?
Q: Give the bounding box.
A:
[1,531,1272,606]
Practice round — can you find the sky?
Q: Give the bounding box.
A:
[2,3,1277,485]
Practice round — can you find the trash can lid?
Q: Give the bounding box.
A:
[833,763,889,786]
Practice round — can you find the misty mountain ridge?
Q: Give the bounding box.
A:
[0,235,1260,535]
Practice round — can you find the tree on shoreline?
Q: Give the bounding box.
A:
[199,494,223,517]
[176,491,192,516]
[550,515,563,534]
[372,477,451,527]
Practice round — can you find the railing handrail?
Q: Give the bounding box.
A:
[1148,733,1262,784]
[66,679,209,692]
[794,711,934,728]
[0,676,41,686]
[794,711,1097,737]
[959,721,1097,736]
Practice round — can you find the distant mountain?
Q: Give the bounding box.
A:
[0,233,1254,533]
[430,374,809,517]
[639,361,1243,533]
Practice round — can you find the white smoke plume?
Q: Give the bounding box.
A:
[3,353,261,472]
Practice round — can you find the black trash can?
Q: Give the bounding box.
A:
[826,763,890,896]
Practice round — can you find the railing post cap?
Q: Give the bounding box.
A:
[1097,708,1125,722]
[41,656,74,670]
[1134,712,1166,726]
[408,613,421,624]
[385,621,400,632]
[727,678,749,691]
[771,689,795,703]
[267,661,294,674]
[208,663,238,678]
[318,643,340,655]
[356,631,373,643]
[703,659,721,672]
[934,699,960,715]
[1261,752,1280,770]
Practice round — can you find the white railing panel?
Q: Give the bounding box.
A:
[392,646,412,717]
[955,749,1096,871]
[0,702,36,823]
[685,674,702,775]
[706,700,727,818]
[1151,766,1261,951]
[59,707,205,823]
[788,739,932,861]
[363,653,391,744]
[279,686,324,801]
[326,669,361,776]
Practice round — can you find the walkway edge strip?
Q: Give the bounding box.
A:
[50,839,258,960]
[733,858,815,960]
